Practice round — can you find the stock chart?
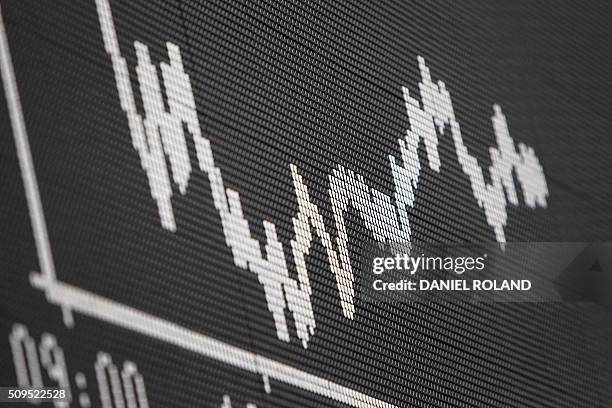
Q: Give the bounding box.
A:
[1,0,611,407]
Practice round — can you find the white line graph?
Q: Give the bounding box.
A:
[95,0,548,348]
[0,0,548,406]
[0,3,399,407]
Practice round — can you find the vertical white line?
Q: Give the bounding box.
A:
[9,325,31,387]
[0,5,56,284]
[95,353,114,408]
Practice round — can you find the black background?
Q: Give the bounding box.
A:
[1,0,611,406]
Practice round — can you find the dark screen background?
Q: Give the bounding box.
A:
[1,0,611,406]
